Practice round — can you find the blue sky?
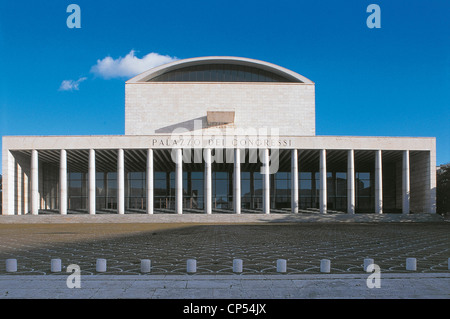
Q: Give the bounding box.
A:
[0,0,449,171]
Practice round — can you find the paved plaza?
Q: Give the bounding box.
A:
[0,213,448,299]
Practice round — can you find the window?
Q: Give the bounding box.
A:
[356,172,373,213]
[127,172,146,210]
[213,172,230,209]
[299,172,315,209]
[273,172,290,209]
[148,64,296,82]
[68,172,87,211]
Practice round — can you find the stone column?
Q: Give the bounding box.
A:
[204,148,212,214]
[402,150,410,214]
[347,150,355,214]
[59,149,67,215]
[31,149,39,215]
[88,149,96,215]
[291,149,299,213]
[319,149,327,214]
[175,148,183,214]
[146,149,154,214]
[375,150,383,214]
[262,148,270,214]
[117,149,125,215]
[234,148,241,214]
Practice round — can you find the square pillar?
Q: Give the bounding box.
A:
[402,150,410,214]
[59,149,67,215]
[347,150,355,214]
[375,150,383,214]
[291,149,299,213]
[175,148,183,214]
[319,149,327,214]
[117,149,125,214]
[88,149,96,215]
[204,148,212,214]
[146,149,154,214]
[262,148,270,214]
[234,148,241,214]
[31,149,39,215]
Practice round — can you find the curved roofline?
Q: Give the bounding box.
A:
[126,56,314,84]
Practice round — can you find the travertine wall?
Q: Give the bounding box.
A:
[125,83,315,136]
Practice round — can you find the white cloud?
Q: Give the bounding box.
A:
[90,50,177,79]
[59,77,87,91]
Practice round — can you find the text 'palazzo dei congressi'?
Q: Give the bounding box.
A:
[2,56,436,216]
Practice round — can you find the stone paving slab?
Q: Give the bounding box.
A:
[0,274,449,299]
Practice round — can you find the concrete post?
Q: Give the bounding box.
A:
[375,150,383,214]
[175,149,183,214]
[347,150,355,214]
[31,149,39,215]
[234,148,241,214]
[204,148,212,214]
[51,259,62,272]
[59,149,67,215]
[262,148,270,214]
[402,150,410,214]
[6,259,17,272]
[187,259,196,273]
[88,149,96,215]
[233,259,243,273]
[291,149,299,213]
[146,149,154,214]
[277,259,287,273]
[319,149,327,214]
[364,258,374,272]
[117,149,125,215]
[141,259,151,273]
[96,259,107,272]
[406,258,416,271]
[320,259,330,273]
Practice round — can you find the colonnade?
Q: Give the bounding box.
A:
[29,148,412,215]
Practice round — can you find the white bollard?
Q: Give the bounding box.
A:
[51,259,62,272]
[233,259,243,273]
[96,258,107,272]
[6,259,17,272]
[364,258,374,272]
[277,259,287,273]
[141,259,151,273]
[320,259,331,273]
[406,258,417,271]
[187,259,197,273]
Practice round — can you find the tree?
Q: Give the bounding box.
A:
[437,165,450,216]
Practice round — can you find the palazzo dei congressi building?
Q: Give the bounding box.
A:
[2,56,436,216]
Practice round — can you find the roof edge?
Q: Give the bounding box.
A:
[126,56,314,84]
